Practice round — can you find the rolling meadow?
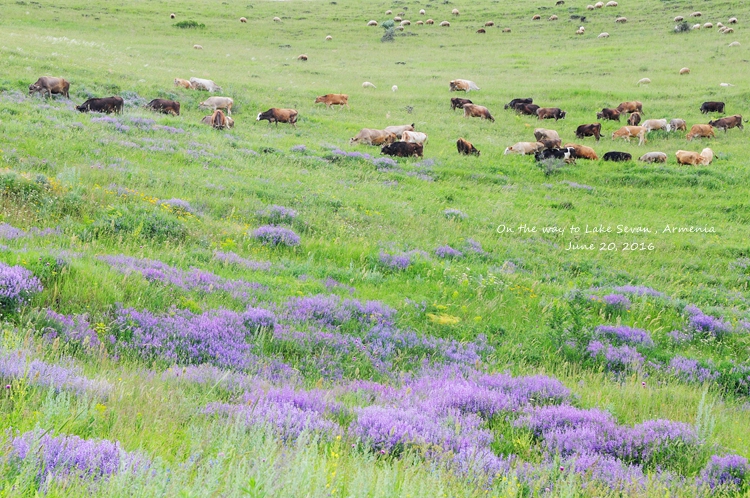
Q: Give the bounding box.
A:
[2,0,750,495]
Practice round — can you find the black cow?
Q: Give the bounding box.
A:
[145,99,180,116]
[76,96,124,114]
[603,151,632,162]
[451,98,473,110]
[381,142,423,157]
[515,103,540,116]
[575,123,601,141]
[504,97,533,110]
[700,101,725,114]
[534,147,576,162]
[596,108,620,121]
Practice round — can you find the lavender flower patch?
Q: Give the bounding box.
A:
[373,157,398,170]
[378,250,412,270]
[159,198,196,215]
[560,180,594,191]
[290,145,307,153]
[600,294,632,311]
[464,238,488,256]
[251,226,300,247]
[667,356,719,384]
[1,91,27,104]
[213,251,271,271]
[127,116,155,129]
[9,430,149,484]
[593,326,654,347]
[98,255,264,299]
[152,124,184,134]
[39,309,101,350]
[91,116,130,133]
[0,349,112,397]
[698,454,749,492]
[0,223,60,240]
[563,454,647,492]
[323,277,355,295]
[684,305,732,338]
[256,205,297,224]
[610,285,666,298]
[0,262,43,311]
[587,341,645,372]
[443,208,467,220]
[112,307,274,369]
[435,245,464,259]
[283,294,395,327]
[667,330,692,344]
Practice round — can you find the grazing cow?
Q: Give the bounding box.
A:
[676,148,713,165]
[612,126,648,145]
[505,97,533,110]
[199,96,233,115]
[416,21,424,25]
[534,128,561,142]
[190,77,222,92]
[641,119,671,132]
[576,27,585,35]
[587,5,595,10]
[686,124,715,140]
[576,123,602,141]
[606,0,618,6]
[616,101,643,114]
[709,115,743,132]
[457,138,480,156]
[535,147,576,163]
[504,142,545,155]
[703,23,713,29]
[537,107,566,121]
[628,112,641,126]
[314,94,349,109]
[145,99,180,116]
[639,152,667,163]
[451,97,473,110]
[381,142,423,157]
[540,138,562,149]
[680,68,690,76]
[174,78,192,89]
[274,16,281,22]
[516,103,541,116]
[256,108,298,128]
[700,101,725,114]
[201,110,233,129]
[565,143,598,160]
[670,119,687,131]
[76,96,124,114]
[350,129,397,146]
[597,108,621,121]
[598,32,610,38]
[450,79,480,92]
[28,77,70,98]
[401,131,428,145]
[603,151,632,162]
[595,1,604,7]
[502,28,512,32]
[463,104,494,121]
[690,11,701,17]
[384,124,414,139]
[401,20,411,26]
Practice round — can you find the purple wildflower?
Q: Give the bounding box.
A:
[435,245,464,259]
[594,326,654,347]
[251,226,300,247]
[373,157,398,169]
[684,305,732,338]
[667,330,692,344]
[257,205,297,223]
[443,208,467,220]
[160,198,195,214]
[0,263,43,311]
[213,251,271,271]
[610,285,665,297]
[588,341,645,371]
[152,125,184,134]
[378,251,412,270]
[601,294,631,311]
[40,309,101,350]
[290,145,307,153]
[0,223,27,240]
[464,238,488,256]
[284,294,395,327]
[667,356,719,384]
[560,181,594,191]
[698,454,749,492]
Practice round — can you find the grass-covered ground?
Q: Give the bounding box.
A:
[2,0,750,495]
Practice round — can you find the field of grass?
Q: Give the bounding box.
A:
[2,0,750,495]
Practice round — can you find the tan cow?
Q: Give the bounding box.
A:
[174,78,192,89]
[199,96,234,115]
[676,148,713,165]
[384,124,414,139]
[29,77,70,98]
[616,101,643,114]
[402,131,428,145]
[670,118,687,131]
[314,94,349,109]
[463,104,494,121]
[564,143,599,160]
[639,152,667,163]
[449,79,480,92]
[686,124,715,140]
[349,129,397,146]
[534,128,560,142]
[504,142,545,155]
[641,119,670,132]
[612,126,648,145]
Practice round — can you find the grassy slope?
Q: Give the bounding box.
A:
[2,0,750,495]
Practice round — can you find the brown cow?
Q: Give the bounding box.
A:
[314,94,349,109]
[450,79,480,92]
[146,99,180,116]
[463,104,494,122]
[565,143,599,160]
[709,115,743,132]
[201,109,234,129]
[29,77,70,98]
[676,148,713,165]
[516,103,541,116]
[537,107,567,120]
[576,123,601,141]
[257,108,298,127]
[612,126,648,145]
[596,108,620,121]
[628,112,641,126]
[457,138,480,156]
[451,98,473,110]
[686,124,715,140]
[617,101,643,114]
[76,96,124,114]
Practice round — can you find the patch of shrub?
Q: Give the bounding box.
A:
[674,22,691,33]
[87,205,188,242]
[174,20,205,29]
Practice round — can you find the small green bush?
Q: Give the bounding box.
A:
[174,20,205,29]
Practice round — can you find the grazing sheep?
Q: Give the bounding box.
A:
[549,15,559,21]
[362,81,376,89]
[598,32,610,38]
[273,16,281,22]
[637,77,651,85]
[240,17,247,23]
[728,42,741,47]
[720,82,735,86]
[440,21,451,26]
[723,28,734,34]
[703,22,713,29]
[426,19,434,24]
[728,17,738,24]
[392,85,398,92]
[394,16,402,22]
[452,8,460,15]
[606,1,618,6]
[395,26,404,31]
[485,21,494,26]
[193,44,203,49]
[639,152,667,163]
[587,5,595,10]
[674,16,684,22]
[690,11,702,17]
[717,22,724,28]
[367,20,378,26]
[556,0,565,5]
[416,21,423,25]
[385,9,392,14]
[420,9,425,15]
[503,28,511,32]
[170,13,176,19]
[326,35,332,40]
[693,24,701,30]
[616,17,627,23]
[680,67,690,75]
[595,2,604,8]
[532,15,541,20]
[401,20,410,26]
[477,28,486,34]
[576,28,585,35]
[297,54,308,61]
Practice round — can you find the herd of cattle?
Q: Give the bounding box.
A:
[27,73,742,164]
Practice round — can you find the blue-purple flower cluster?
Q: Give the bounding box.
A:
[40,309,101,350]
[213,251,272,271]
[0,262,43,311]
[251,225,300,247]
[684,305,732,338]
[667,356,719,384]
[256,205,297,223]
[435,245,464,259]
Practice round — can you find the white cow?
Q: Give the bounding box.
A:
[189,77,222,92]
[641,119,671,132]
[401,131,428,145]
[199,96,234,115]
